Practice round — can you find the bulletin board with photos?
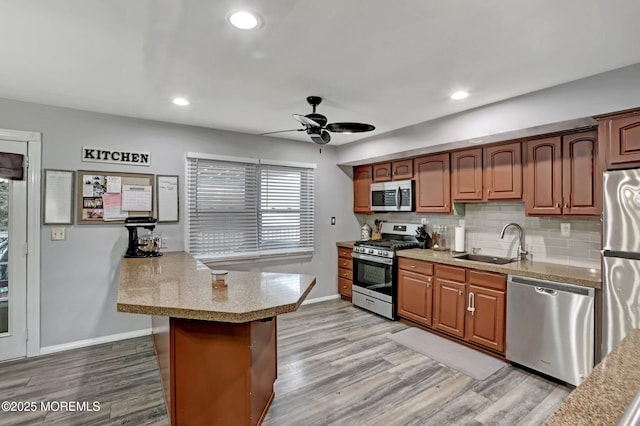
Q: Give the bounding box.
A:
[76,170,155,224]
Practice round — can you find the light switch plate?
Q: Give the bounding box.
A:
[560,223,571,237]
[421,218,428,225]
[51,228,65,241]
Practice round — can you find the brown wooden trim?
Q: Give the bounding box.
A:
[593,107,640,120]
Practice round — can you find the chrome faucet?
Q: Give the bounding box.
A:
[499,223,529,260]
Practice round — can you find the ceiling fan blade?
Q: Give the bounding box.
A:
[308,129,331,145]
[293,114,321,128]
[260,128,305,135]
[325,122,375,133]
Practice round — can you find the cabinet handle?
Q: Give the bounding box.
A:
[444,203,448,209]
[458,290,463,296]
[555,203,560,209]
[477,190,480,196]
[410,265,416,268]
[426,277,432,287]
[467,292,476,316]
[342,285,347,289]
[487,189,491,196]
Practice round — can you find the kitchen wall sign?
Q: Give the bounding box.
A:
[82,146,151,166]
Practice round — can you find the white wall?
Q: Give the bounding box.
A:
[0,97,361,348]
[338,63,640,165]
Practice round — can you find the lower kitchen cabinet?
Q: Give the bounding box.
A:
[433,265,466,339]
[397,258,507,356]
[397,260,434,326]
[337,247,353,300]
[465,270,506,353]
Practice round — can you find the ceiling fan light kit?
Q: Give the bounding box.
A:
[264,96,375,144]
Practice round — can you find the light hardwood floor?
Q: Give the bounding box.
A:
[0,299,570,425]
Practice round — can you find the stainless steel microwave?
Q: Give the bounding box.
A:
[370,179,414,212]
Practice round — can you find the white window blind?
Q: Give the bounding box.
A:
[187,155,314,261]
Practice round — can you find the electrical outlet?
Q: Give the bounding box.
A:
[561,223,571,237]
[330,216,336,225]
[421,218,428,225]
[458,219,465,227]
[51,228,65,241]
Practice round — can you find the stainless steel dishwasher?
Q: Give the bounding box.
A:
[506,275,595,386]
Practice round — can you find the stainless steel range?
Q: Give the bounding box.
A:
[351,222,421,319]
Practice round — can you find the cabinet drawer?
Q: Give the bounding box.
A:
[338,257,352,270]
[468,270,506,291]
[398,258,433,275]
[338,278,352,297]
[338,247,352,258]
[435,264,466,282]
[338,268,352,280]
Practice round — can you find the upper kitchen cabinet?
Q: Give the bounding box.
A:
[483,142,522,200]
[451,148,483,201]
[372,159,414,182]
[525,130,600,216]
[452,144,522,202]
[598,110,640,169]
[353,165,372,214]
[414,153,451,213]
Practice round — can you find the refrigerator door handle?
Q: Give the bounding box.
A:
[603,250,640,260]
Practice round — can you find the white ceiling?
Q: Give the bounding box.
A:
[1,0,640,145]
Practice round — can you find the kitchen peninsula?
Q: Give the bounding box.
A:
[117,251,316,426]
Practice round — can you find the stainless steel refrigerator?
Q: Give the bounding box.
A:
[603,168,640,357]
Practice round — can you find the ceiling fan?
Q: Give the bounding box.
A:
[261,96,375,144]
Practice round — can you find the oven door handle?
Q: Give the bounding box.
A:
[396,186,401,209]
[351,252,394,265]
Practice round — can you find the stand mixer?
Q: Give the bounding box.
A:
[124,216,163,258]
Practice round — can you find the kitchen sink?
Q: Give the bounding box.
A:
[454,254,517,265]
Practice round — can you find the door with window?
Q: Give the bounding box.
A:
[0,140,28,361]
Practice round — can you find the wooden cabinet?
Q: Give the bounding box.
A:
[414,153,451,213]
[372,159,414,182]
[600,112,640,168]
[452,144,522,202]
[353,165,372,213]
[397,258,434,326]
[464,271,506,353]
[451,148,483,201]
[433,264,466,338]
[397,259,508,356]
[337,247,352,300]
[525,131,600,216]
[483,142,522,200]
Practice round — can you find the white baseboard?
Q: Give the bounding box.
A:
[39,328,152,356]
[302,294,341,305]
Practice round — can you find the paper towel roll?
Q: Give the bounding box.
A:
[454,226,465,252]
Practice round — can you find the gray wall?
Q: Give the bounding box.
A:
[338,63,640,165]
[0,97,361,348]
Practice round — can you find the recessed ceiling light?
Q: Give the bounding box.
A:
[228,11,258,30]
[451,91,469,100]
[172,97,190,106]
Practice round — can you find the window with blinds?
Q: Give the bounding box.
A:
[186,154,315,261]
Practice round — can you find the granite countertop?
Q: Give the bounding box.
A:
[336,241,356,249]
[396,249,601,288]
[545,329,640,425]
[117,251,316,323]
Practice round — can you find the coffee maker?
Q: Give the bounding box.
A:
[124,216,162,258]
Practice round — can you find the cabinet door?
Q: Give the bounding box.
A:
[562,131,600,216]
[392,159,414,180]
[484,142,522,200]
[338,278,352,298]
[414,153,451,213]
[525,137,563,215]
[451,148,483,201]
[372,163,392,182]
[606,114,640,166]
[465,285,506,353]
[353,165,372,213]
[433,278,466,338]
[397,269,433,326]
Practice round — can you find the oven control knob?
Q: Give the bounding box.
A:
[377,250,384,256]
[368,249,374,254]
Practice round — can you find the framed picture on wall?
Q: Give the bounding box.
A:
[156,175,179,223]
[43,169,75,224]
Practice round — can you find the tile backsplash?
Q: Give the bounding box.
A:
[356,202,601,269]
